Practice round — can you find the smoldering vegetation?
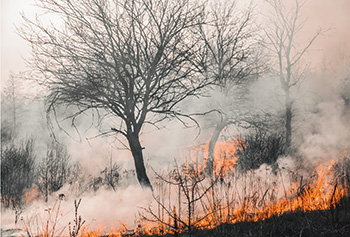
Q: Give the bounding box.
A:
[1,0,350,236]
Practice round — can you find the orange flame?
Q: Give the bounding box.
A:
[82,145,349,236]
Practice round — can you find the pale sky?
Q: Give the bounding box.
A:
[1,0,36,84]
[1,0,350,88]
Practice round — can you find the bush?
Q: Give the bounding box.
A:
[235,130,287,172]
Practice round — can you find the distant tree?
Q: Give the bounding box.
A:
[37,139,71,202]
[1,72,24,144]
[339,59,350,109]
[198,0,262,175]
[342,77,350,107]
[264,0,321,148]
[20,0,209,189]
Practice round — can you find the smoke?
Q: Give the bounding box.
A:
[71,186,153,232]
[298,70,350,166]
[6,185,153,236]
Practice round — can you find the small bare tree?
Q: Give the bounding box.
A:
[20,0,209,189]
[264,0,321,148]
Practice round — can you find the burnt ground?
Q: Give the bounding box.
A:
[140,196,350,237]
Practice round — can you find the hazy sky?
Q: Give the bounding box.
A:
[1,0,34,83]
[1,0,350,87]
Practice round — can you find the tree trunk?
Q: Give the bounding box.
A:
[127,133,152,189]
[205,120,229,176]
[285,91,292,148]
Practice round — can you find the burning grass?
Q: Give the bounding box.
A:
[134,145,350,236]
[8,142,350,237]
[192,200,350,237]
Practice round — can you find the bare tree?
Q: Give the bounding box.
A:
[19,0,209,188]
[264,0,321,148]
[198,0,262,175]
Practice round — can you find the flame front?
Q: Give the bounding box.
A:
[81,145,349,236]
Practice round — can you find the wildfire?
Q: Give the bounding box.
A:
[132,145,348,236]
[26,144,349,237]
[196,159,348,227]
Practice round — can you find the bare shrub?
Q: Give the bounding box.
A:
[141,163,220,236]
[235,129,287,172]
[1,139,36,223]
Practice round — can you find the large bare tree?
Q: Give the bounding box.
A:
[20,0,208,189]
[264,0,321,148]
